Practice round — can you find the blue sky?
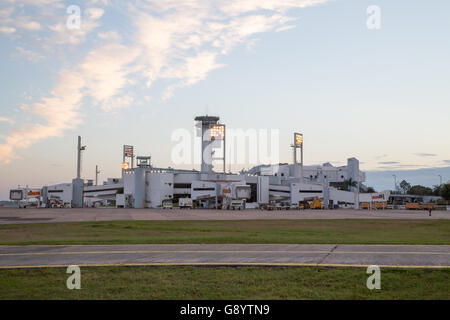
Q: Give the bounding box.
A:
[0,0,450,200]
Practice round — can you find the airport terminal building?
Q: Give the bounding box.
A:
[10,115,386,210]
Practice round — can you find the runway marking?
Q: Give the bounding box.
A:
[0,262,448,269]
[1,250,449,256]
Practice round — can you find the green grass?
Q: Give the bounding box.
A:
[0,266,448,300]
[0,219,449,245]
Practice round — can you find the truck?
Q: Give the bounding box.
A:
[162,200,173,209]
[230,199,246,210]
[221,183,251,210]
[179,198,193,209]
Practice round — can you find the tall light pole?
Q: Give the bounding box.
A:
[292,133,304,183]
[76,136,86,179]
[393,174,397,192]
[95,165,101,186]
[438,175,442,186]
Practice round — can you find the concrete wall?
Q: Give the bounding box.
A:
[191,181,217,200]
[290,183,323,204]
[329,188,356,204]
[46,183,73,204]
[146,172,174,208]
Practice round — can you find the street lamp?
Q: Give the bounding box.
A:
[438,175,443,186]
[393,174,397,192]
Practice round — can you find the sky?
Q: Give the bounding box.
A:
[0,0,449,200]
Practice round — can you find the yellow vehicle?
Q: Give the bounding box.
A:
[311,197,324,210]
[405,203,420,210]
[421,203,434,210]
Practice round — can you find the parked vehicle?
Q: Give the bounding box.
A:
[179,198,193,209]
[230,199,245,210]
[162,200,173,209]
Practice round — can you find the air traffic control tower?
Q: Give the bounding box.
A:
[195,115,226,174]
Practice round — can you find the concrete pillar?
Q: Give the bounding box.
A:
[133,168,146,209]
[72,178,84,208]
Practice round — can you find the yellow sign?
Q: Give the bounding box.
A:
[295,133,303,147]
[121,162,130,170]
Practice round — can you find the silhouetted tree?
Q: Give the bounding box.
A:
[433,185,442,196]
[408,185,433,196]
[366,187,376,193]
[399,180,411,194]
[340,178,358,191]
[440,184,450,200]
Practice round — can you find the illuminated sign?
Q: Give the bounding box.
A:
[210,124,225,140]
[294,133,303,147]
[121,162,130,170]
[10,190,23,201]
[123,145,134,157]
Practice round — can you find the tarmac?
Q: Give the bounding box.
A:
[0,207,448,225]
[0,244,449,269]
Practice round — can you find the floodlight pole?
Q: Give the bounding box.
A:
[223,125,226,174]
[293,134,297,165]
[95,165,100,186]
[300,141,304,184]
[76,136,86,179]
[293,133,304,183]
[77,136,81,179]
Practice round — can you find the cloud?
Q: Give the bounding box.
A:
[378,161,399,165]
[443,160,450,164]
[0,26,15,34]
[0,70,85,163]
[375,154,388,160]
[414,153,437,157]
[0,1,107,46]
[132,1,322,97]
[0,0,329,163]
[80,43,141,106]
[0,117,15,125]
[13,47,44,63]
[0,40,141,163]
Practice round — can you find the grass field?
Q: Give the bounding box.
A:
[0,219,449,245]
[0,266,448,300]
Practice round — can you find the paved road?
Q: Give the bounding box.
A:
[0,208,448,225]
[0,244,449,269]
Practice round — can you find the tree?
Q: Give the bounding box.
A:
[440,184,450,200]
[433,185,442,196]
[366,187,376,193]
[408,185,433,196]
[340,178,358,191]
[399,180,411,194]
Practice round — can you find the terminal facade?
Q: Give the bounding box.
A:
[10,115,388,210]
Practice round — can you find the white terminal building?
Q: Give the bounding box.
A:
[10,115,389,209]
